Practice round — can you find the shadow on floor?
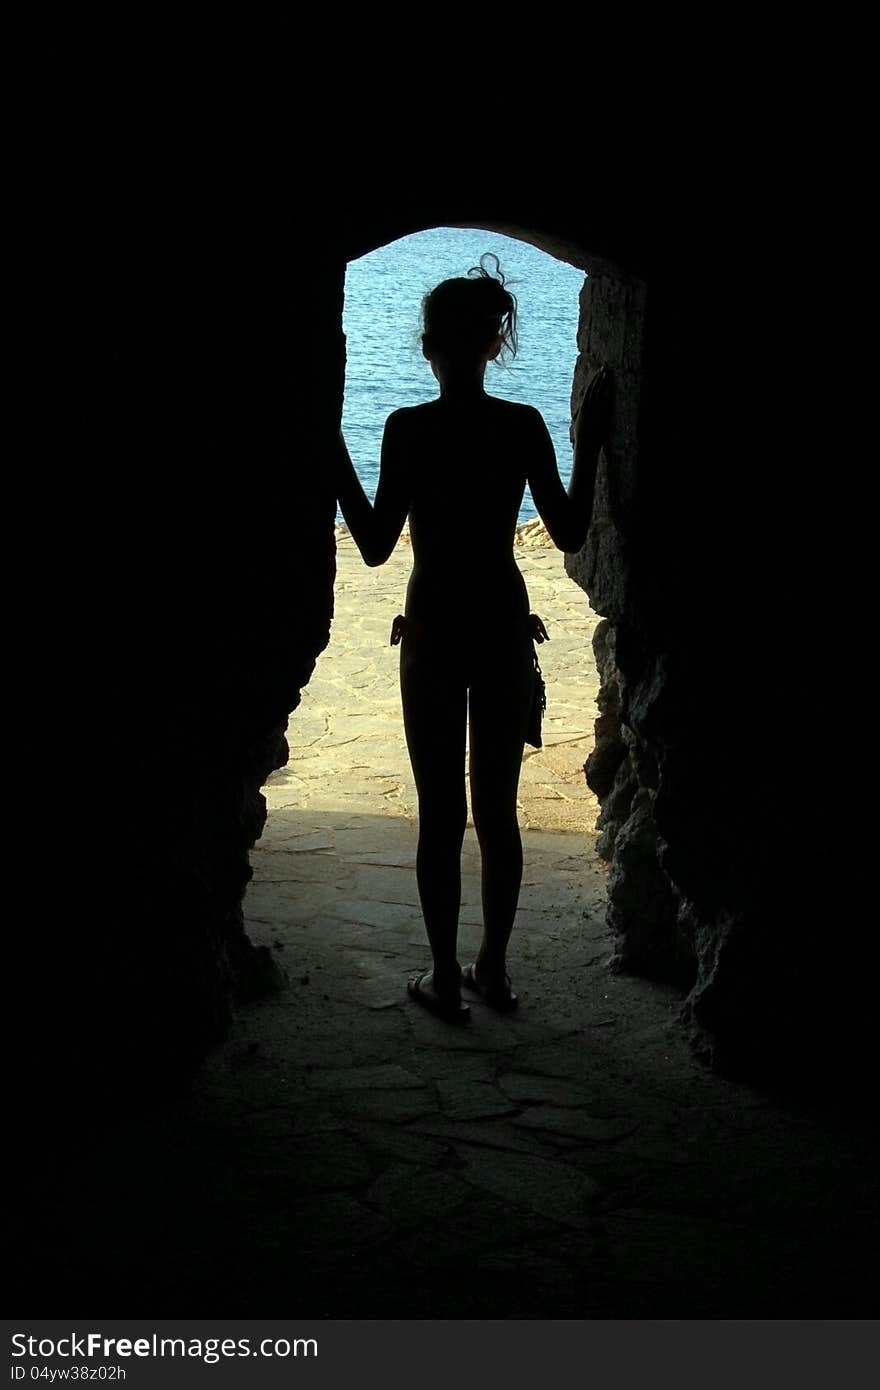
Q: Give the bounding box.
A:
[12,812,879,1316]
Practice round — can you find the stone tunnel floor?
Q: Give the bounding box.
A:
[15,534,879,1318]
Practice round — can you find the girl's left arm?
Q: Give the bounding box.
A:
[334,412,410,567]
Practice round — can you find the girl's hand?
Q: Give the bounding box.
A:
[573,364,613,451]
[528,613,549,643]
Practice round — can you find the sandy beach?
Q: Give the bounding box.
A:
[246,518,610,1014]
[263,523,603,837]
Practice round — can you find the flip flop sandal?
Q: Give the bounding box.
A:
[407,972,470,1022]
[461,963,519,1013]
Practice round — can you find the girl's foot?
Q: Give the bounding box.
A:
[407,970,470,1021]
[461,962,518,1012]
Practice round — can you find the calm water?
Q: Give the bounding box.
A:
[341,227,585,525]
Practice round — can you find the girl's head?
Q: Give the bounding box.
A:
[421,253,518,371]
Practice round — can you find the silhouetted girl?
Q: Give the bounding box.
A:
[334,254,611,1019]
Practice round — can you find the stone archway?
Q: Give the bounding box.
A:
[317,216,690,987]
[247,227,620,1008]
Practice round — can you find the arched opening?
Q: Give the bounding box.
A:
[339,227,583,519]
[246,224,619,1020]
[248,215,680,995]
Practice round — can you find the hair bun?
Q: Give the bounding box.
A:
[468,253,509,303]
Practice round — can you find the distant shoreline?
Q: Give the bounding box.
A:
[335,516,555,549]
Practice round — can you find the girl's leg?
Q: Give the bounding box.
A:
[468,639,533,987]
[400,634,468,996]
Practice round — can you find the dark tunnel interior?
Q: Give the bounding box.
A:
[12,174,877,1320]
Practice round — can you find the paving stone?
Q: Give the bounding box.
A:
[329,1089,440,1123]
[285,1105,357,1136]
[305,1063,427,1093]
[498,1071,604,1108]
[453,1145,602,1223]
[245,880,343,916]
[348,1122,454,1166]
[325,898,417,930]
[436,1080,519,1121]
[513,1106,639,1143]
[275,1024,405,1072]
[269,830,337,853]
[508,1039,594,1079]
[344,987,406,1012]
[253,853,358,886]
[501,907,579,934]
[409,1008,519,1051]
[338,849,417,868]
[407,1117,570,1159]
[410,1051,499,1083]
[348,863,424,907]
[366,1163,473,1221]
[239,1100,318,1133]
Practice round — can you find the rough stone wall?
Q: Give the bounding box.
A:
[564,268,695,986]
[24,186,342,1116]
[564,262,871,1086]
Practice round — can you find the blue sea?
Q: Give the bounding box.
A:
[341,226,585,525]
